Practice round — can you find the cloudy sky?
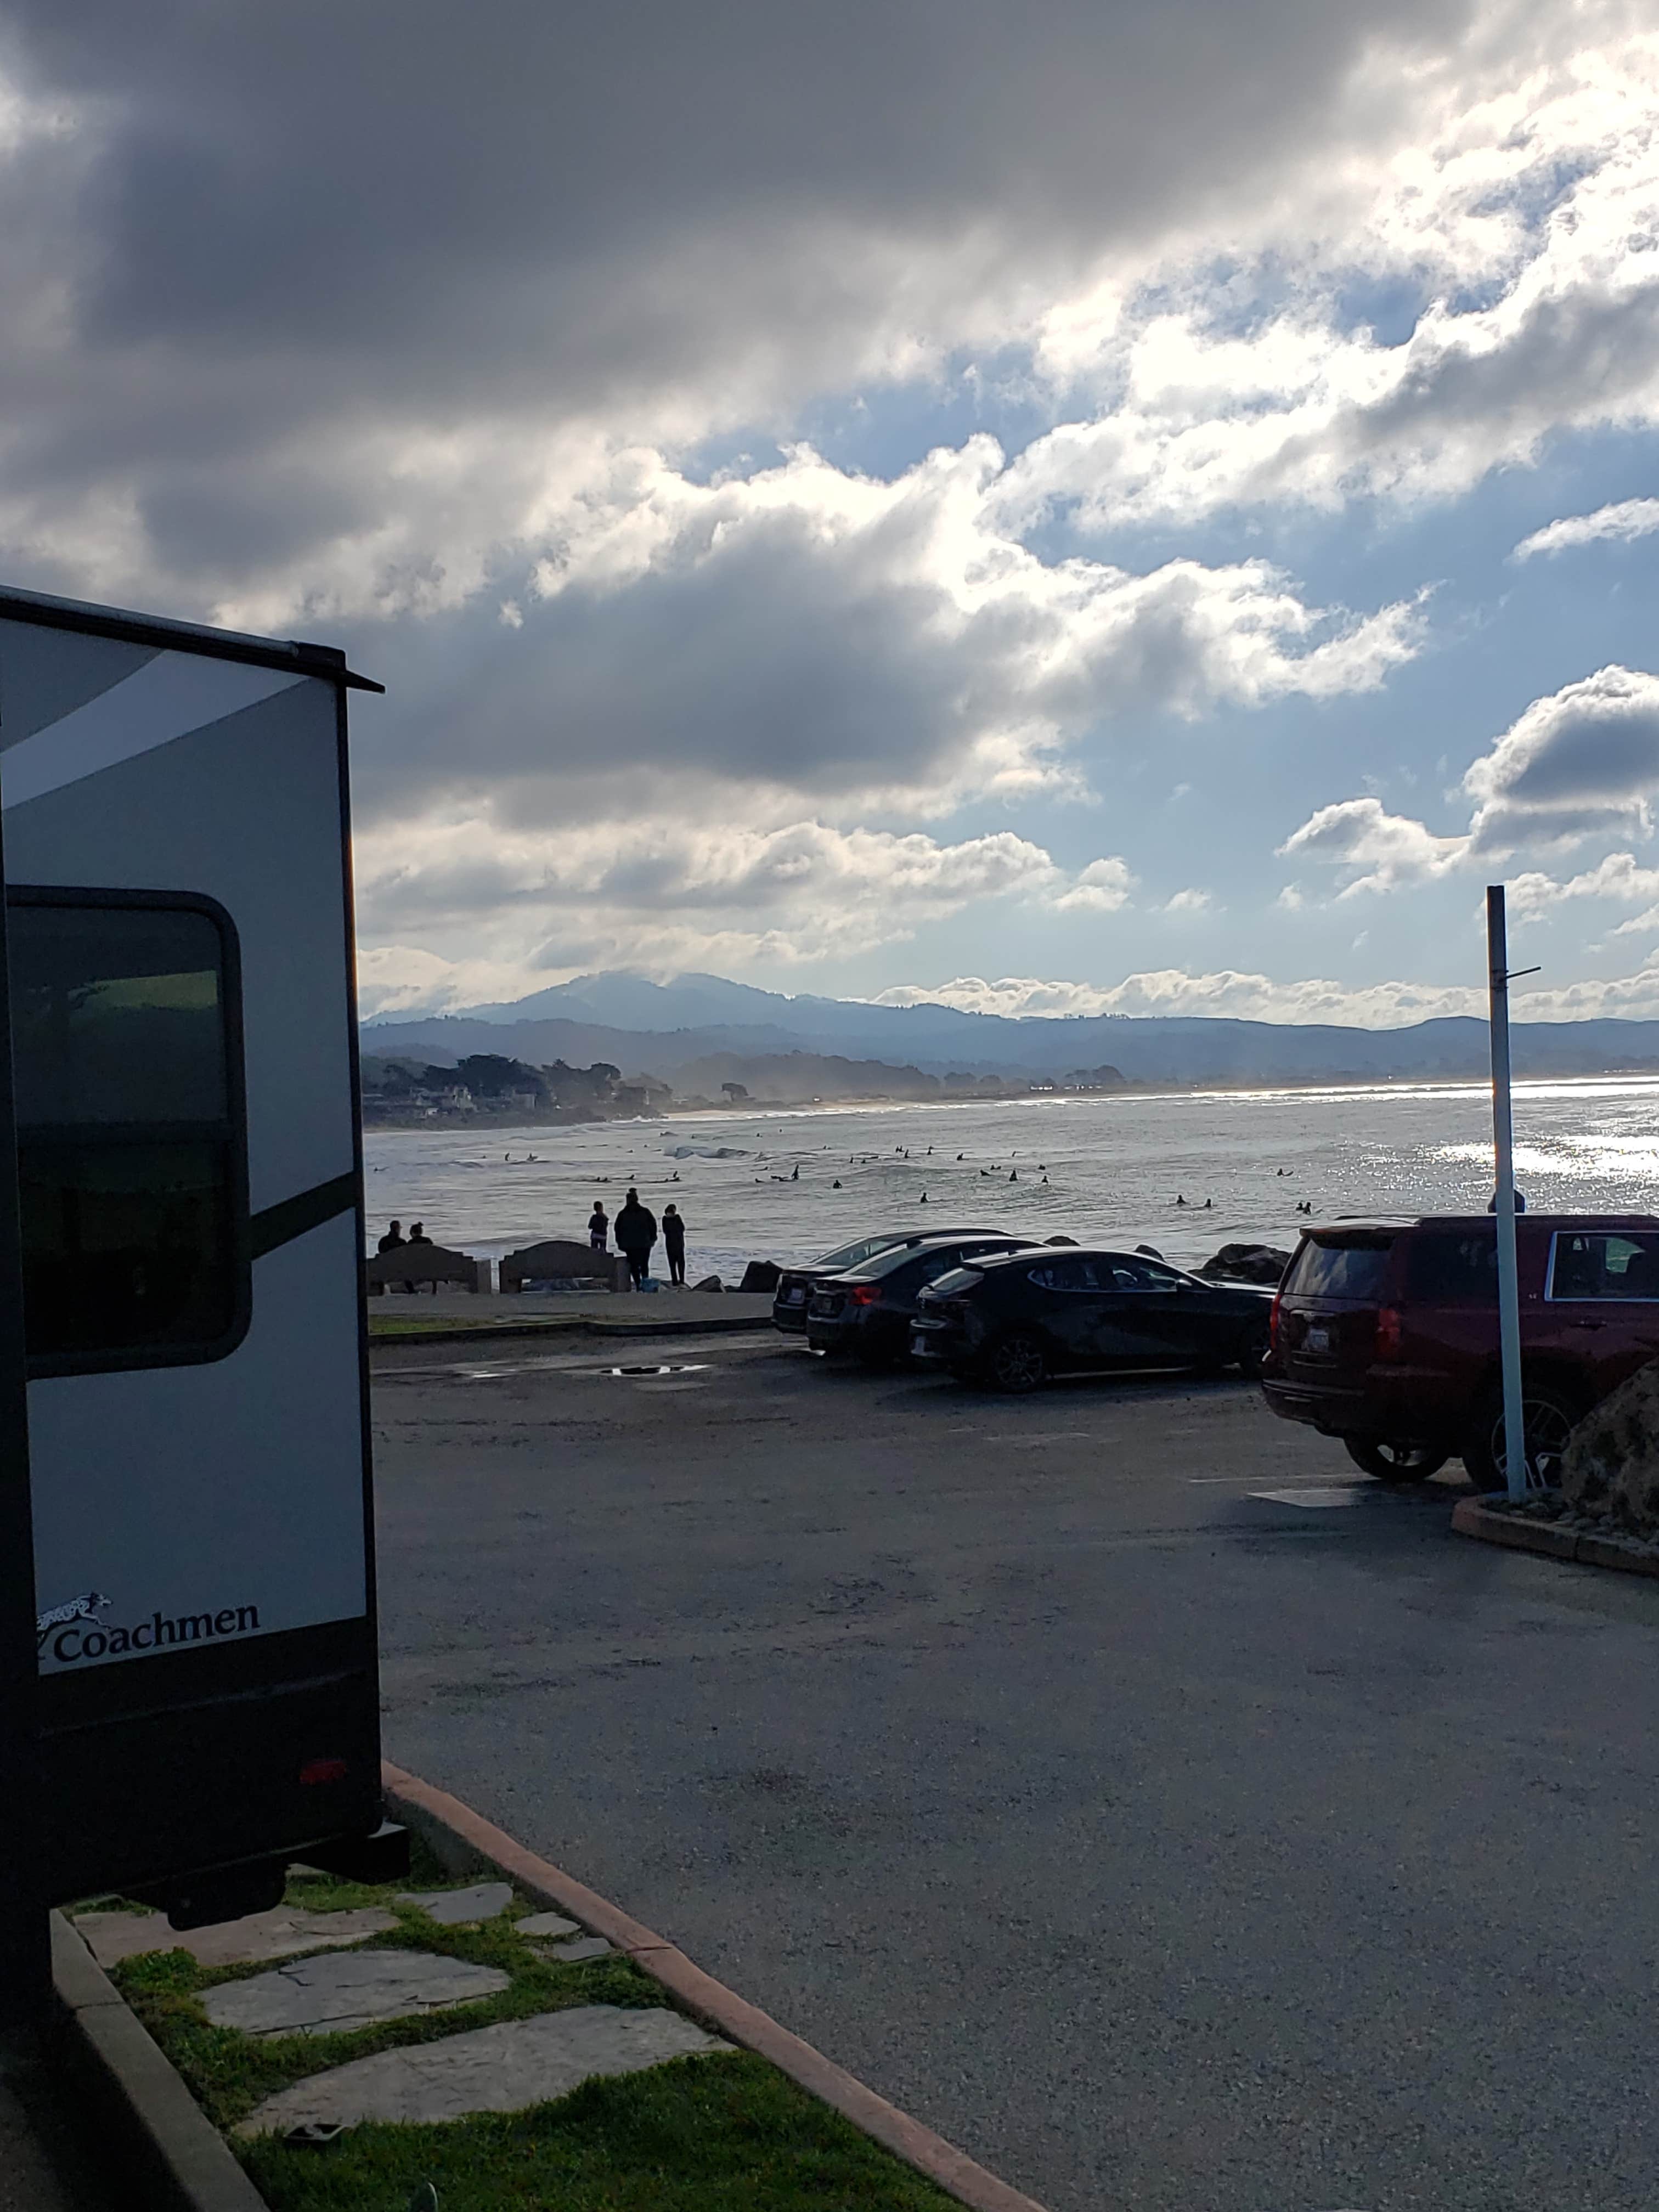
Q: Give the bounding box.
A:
[6,1,1659,1026]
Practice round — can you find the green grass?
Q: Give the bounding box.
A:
[108,1863,961,2211]
[238,2052,961,2212]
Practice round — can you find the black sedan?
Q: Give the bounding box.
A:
[772,1226,1007,1333]
[806,1234,1035,1365]
[911,1247,1274,1391]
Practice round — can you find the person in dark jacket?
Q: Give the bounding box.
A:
[662,1203,687,1286]
[588,1201,609,1250]
[614,1188,657,1288]
[377,1220,406,1252]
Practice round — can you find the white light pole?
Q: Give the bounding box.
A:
[1487,885,1536,1499]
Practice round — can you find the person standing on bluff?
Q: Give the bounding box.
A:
[614,1187,658,1289]
[588,1200,609,1251]
[662,1203,687,1286]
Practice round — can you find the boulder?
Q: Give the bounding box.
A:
[1561,1362,1659,1532]
[1197,1243,1293,1286]
[693,1275,724,1292]
[739,1260,781,1293]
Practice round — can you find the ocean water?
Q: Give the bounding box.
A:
[362,1076,1659,1284]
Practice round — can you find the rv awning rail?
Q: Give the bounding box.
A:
[0,585,383,693]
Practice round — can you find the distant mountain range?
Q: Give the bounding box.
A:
[362,969,1659,1091]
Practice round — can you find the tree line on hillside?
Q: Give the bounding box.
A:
[359,1047,1130,1125]
[360,1053,669,1125]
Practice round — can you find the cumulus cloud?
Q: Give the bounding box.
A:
[1163,887,1214,913]
[870,968,1489,1025]
[9,0,1659,1010]
[1463,666,1659,853]
[872,956,1659,1027]
[348,815,1141,1009]
[1277,795,1467,894]
[1282,668,1659,909]
[1002,22,1659,533]
[1506,851,1659,917]
[1512,498,1659,562]
[1052,857,1136,913]
[346,439,1423,841]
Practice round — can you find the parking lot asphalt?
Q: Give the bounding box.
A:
[371,1328,1659,2212]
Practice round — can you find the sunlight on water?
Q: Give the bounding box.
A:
[363,1076,1659,1281]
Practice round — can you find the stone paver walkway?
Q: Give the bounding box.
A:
[235,2006,731,2135]
[397,1882,514,1926]
[72,1904,396,1970]
[204,1949,508,2038]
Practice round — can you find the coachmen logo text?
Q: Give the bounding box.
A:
[36,1591,261,1663]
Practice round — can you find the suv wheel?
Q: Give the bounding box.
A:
[1344,1437,1448,1483]
[985,1333,1048,1394]
[1463,1383,1582,1493]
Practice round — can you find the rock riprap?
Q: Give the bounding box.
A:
[234,2005,731,2134]
[1561,1361,1659,1532]
[203,1949,508,2038]
[1198,1243,1293,1286]
[72,1905,396,1970]
[396,1882,515,1927]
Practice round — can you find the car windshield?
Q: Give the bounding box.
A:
[811,1233,905,1271]
[853,1237,1014,1282]
[1286,1234,1395,1300]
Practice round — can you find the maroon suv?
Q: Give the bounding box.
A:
[1261,1212,1659,1488]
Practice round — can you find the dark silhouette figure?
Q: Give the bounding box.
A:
[615,1187,658,1288]
[588,1202,609,1251]
[663,1203,687,1285]
[407,1221,432,1245]
[377,1220,406,1252]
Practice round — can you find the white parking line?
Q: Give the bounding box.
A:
[1248,1485,1369,1508]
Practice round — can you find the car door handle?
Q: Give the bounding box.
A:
[1566,1318,1605,1330]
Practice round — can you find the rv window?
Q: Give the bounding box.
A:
[7,894,247,1372]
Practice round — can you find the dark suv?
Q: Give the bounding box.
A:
[1262,1212,1659,1487]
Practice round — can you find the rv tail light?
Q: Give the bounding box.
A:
[849,1285,881,1306]
[298,1757,350,1785]
[1375,1307,1403,1361]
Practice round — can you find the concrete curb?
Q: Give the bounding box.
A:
[48,1911,267,2212]
[382,1760,1050,2212]
[1451,1497,1659,1577]
[369,1313,777,1350]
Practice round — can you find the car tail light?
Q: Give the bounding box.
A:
[1269,1286,1284,1351]
[1375,1307,1403,1360]
[849,1284,881,1306]
[298,1757,349,1785]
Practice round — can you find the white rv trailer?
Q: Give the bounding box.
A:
[0,584,391,1918]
